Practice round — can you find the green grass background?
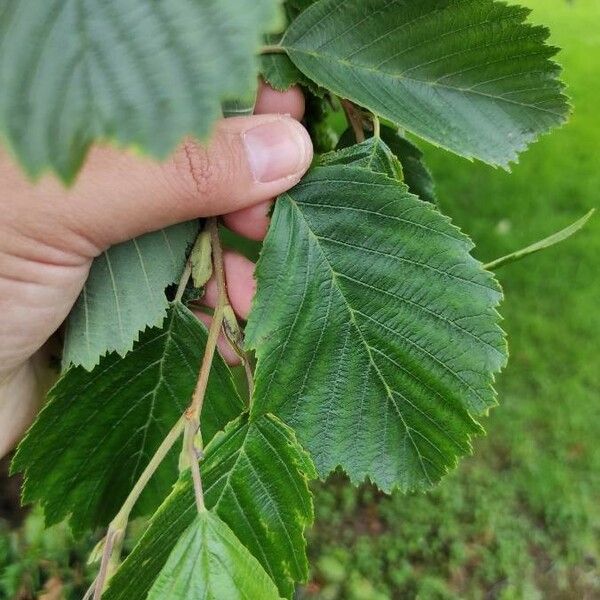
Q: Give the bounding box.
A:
[1,1,598,598]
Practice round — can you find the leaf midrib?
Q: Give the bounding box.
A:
[284,193,439,484]
[286,47,564,117]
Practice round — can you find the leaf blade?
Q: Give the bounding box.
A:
[283,0,569,167]
[0,0,281,181]
[147,511,282,600]
[246,159,507,492]
[63,222,197,371]
[105,414,316,600]
[12,303,243,534]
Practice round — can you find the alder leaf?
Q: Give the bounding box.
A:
[105,414,316,600]
[319,135,404,180]
[12,303,243,534]
[63,222,197,371]
[337,128,437,204]
[282,0,569,167]
[147,511,282,600]
[245,157,507,493]
[0,0,281,181]
[261,36,309,92]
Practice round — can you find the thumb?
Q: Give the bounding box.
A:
[3,114,312,253]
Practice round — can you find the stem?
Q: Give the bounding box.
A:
[260,44,286,55]
[341,99,365,143]
[243,360,255,403]
[92,528,122,600]
[174,261,192,303]
[187,218,227,422]
[185,419,206,513]
[90,219,231,597]
[92,417,185,597]
[372,114,381,139]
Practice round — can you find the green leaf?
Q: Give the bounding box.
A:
[261,52,307,92]
[282,0,569,167]
[261,36,309,92]
[245,159,507,492]
[105,414,316,600]
[63,222,197,371]
[380,128,438,205]
[147,511,282,600]
[12,303,243,534]
[320,135,404,180]
[337,127,438,204]
[485,209,595,270]
[0,0,281,181]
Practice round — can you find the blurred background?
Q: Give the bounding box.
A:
[1,0,598,598]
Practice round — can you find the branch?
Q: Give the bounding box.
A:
[91,217,229,596]
[92,416,186,598]
[341,99,365,143]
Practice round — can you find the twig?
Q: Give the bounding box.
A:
[90,219,232,597]
[185,419,206,513]
[341,99,365,143]
[187,218,227,422]
[183,217,229,511]
[174,261,192,303]
[91,416,186,597]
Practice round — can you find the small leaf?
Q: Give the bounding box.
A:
[261,36,309,92]
[246,157,507,493]
[148,511,282,600]
[12,303,243,534]
[282,0,569,167]
[0,0,281,181]
[485,209,595,270]
[337,127,438,204]
[63,222,197,371]
[105,414,316,600]
[319,135,404,180]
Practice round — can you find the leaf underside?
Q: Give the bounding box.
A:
[63,222,197,371]
[105,414,316,600]
[246,148,507,493]
[0,0,281,181]
[147,511,282,600]
[283,0,569,167]
[12,303,243,534]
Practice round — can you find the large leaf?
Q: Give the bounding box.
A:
[282,0,569,167]
[105,414,316,600]
[63,222,197,371]
[147,511,282,600]
[0,0,281,181]
[12,303,243,534]
[245,157,507,492]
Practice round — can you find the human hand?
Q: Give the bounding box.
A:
[0,83,312,457]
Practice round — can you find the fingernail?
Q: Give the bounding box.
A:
[243,118,308,183]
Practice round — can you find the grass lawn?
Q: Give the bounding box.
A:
[305,1,600,598]
[1,1,598,598]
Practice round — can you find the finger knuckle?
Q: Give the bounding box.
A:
[172,139,225,201]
